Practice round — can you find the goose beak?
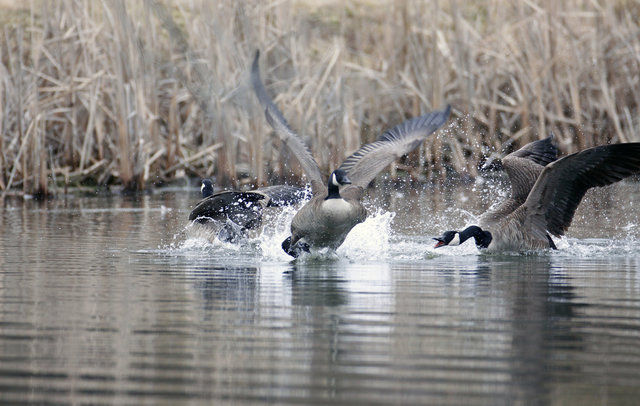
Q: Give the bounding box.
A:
[433,237,446,248]
[340,174,352,185]
[481,156,503,172]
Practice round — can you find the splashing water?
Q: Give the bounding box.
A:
[338,208,395,261]
[255,204,301,261]
[555,237,640,259]
[166,180,640,262]
[164,219,259,263]
[171,204,399,262]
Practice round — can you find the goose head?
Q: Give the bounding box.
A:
[433,230,461,248]
[201,179,214,198]
[326,169,352,199]
[434,226,492,249]
[330,169,352,186]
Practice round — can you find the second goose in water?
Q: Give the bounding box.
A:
[434,136,640,252]
[252,50,451,257]
[189,179,307,243]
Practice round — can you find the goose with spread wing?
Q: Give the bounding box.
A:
[189,179,308,243]
[251,50,451,257]
[434,136,640,252]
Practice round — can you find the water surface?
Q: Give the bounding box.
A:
[1,180,640,404]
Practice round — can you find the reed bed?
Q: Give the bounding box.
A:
[0,0,639,196]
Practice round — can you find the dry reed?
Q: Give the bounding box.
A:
[0,0,639,196]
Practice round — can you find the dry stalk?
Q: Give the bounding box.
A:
[0,0,637,195]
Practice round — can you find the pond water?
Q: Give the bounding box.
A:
[1,178,640,405]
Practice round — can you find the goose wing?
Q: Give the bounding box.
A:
[251,51,325,194]
[524,143,640,239]
[189,190,266,222]
[337,105,451,189]
[507,133,558,167]
[255,185,310,207]
[189,185,308,222]
[479,135,558,226]
[478,158,548,227]
[501,134,558,203]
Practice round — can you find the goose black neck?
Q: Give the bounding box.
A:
[326,182,341,200]
[460,225,492,249]
[201,182,214,198]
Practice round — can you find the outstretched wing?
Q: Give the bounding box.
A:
[251,51,325,194]
[524,143,640,239]
[479,134,558,226]
[501,134,558,203]
[337,105,451,188]
[508,133,558,167]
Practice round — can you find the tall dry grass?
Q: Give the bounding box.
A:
[0,0,639,196]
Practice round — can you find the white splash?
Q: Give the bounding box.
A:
[255,205,302,261]
[166,220,246,258]
[338,209,395,261]
[254,205,397,262]
[166,196,640,263]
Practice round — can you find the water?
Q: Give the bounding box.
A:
[1,180,640,405]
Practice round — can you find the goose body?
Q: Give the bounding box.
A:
[434,136,640,252]
[252,50,451,257]
[477,206,554,251]
[189,179,308,243]
[288,170,368,252]
[290,198,366,249]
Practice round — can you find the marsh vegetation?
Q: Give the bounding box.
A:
[0,0,639,196]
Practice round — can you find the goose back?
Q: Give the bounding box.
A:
[481,205,552,251]
[189,190,266,225]
[189,185,306,229]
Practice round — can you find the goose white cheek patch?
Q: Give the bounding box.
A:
[450,232,461,246]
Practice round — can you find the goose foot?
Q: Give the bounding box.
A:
[282,236,310,258]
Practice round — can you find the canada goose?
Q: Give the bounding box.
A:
[251,50,451,257]
[434,137,640,252]
[189,179,308,243]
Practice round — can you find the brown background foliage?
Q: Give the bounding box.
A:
[0,0,638,195]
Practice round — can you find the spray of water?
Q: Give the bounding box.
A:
[338,208,395,261]
[166,179,640,262]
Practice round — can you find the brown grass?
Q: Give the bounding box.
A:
[0,0,639,196]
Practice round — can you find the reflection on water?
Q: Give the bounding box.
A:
[1,182,640,404]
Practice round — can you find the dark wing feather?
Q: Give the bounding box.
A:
[524,143,640,238]
[501,157,547,203]
[508,134,558,167]
[478,156,544,228]
[337,105,451,188]
[479,135,558,224]
[255,185,310,207]
[189,185,309,223]
[251,51,324,193]
[501,134,558,202]
[189,190,265,222]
